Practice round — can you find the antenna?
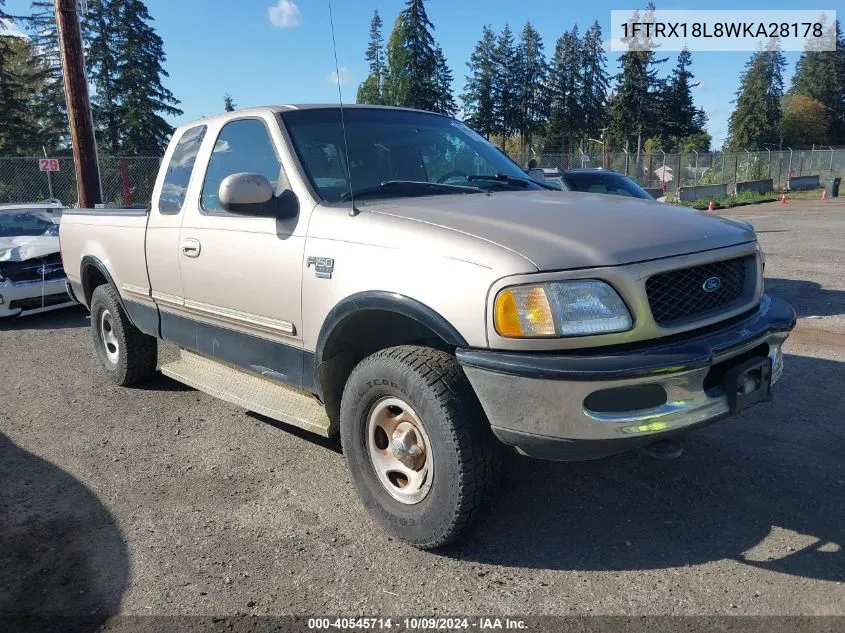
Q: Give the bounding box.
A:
[328,0,359,217]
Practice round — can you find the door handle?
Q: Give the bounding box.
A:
[181,238,201,257]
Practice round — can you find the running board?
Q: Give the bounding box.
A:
[160,350,332,437]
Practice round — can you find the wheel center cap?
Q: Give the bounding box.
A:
[391,422,425,470]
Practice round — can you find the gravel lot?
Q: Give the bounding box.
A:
[1,198,843,621]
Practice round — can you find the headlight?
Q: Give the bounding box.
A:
[494,280,632,338]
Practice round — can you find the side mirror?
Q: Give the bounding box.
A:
[218,173,297,219]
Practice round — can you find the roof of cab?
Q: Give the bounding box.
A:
[173,103,445,132]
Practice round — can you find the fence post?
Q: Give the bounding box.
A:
[766,148,771,180]
[677,152,682,191]
[693,150,699,186]
[733,154,739,187]
[830,147,835,176]
[120,158,133,207]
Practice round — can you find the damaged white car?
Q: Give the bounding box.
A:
[0,201,76,317]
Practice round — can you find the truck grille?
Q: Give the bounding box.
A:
[0,253,65,284]
[646,255,754,326]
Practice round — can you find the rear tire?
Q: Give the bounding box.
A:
[90,284,157,386]
[340,345,502,549]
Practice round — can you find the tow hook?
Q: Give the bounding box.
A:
[639,439,684,460]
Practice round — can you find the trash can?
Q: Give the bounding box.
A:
[826,177,841,198]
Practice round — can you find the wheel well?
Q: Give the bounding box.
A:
[81,263,109,307]
[317,309,453,427]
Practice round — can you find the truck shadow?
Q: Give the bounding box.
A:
[0,432,128,625]
[449,353,844,581]
[766,278,845,318]
[0,306,88,331]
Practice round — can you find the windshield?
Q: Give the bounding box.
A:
[560,171,654,200]
[280,108,543,202]
[0,209,60,238]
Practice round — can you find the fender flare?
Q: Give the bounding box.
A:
[80,255,134,324]
[314,291,468,366]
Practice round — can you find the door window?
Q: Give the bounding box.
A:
[201,118,283,213]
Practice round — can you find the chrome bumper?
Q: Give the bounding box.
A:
[458,295,795,461]
[0,277,77,317]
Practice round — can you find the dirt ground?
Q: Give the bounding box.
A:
[1,198,843,623]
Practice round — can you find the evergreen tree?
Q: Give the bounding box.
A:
[85,0,182,154]
[608,3,667,152]
[790,19,845,144]
[546,26,582,152]
[357,10,384,105]
[663,48,705,148]
[224,94,236,112]
[22,1,68,149]
[461,26,497,138]
[401,0,438,110]
[432,45,456,115]
[85,0,122,153]
[0,6,39,154]
[516,22,548,153]
[726,42,786,150]
[491,24,520,144]
[579,21,609,142]
[384,14,408,107]
[382,1,453,113]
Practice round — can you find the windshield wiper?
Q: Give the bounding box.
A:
[467,173,533,187]
[339,180,484,201]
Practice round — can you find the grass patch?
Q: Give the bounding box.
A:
[675,190,779,210]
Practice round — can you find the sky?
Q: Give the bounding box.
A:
[3,0,812,150]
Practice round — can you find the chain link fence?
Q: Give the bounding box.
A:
[513,149,845,193]
[2,149,844,206]
[0,156,161,206]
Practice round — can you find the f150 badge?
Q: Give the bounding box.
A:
[306,256,334,279]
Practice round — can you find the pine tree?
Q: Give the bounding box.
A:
[85,0,182,154]
[516,22,548,153]
[22,1,68,149]
[790,19,845,144]
[491,24,520,145]
[0,5,39,154]
[401,0,438,110]
[85,0,123,153]
[357,10,384,105]
[608,3,667,152]
[579,21,609,143]
[384,14,408,107]
[432,45,456,115]
[546,26,582,153]
[663,48,704,148]
[726,42,787,150]
[461,26,497,138]
[224,94,236,112]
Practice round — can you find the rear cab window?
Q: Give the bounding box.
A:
[158,125,208,214]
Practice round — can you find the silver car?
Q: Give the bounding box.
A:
[0,201,76,317]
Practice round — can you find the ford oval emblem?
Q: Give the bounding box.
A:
[702,276,722,293]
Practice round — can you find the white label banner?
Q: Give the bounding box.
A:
[610,10,837,52]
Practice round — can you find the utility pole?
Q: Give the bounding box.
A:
[55,0,101,208]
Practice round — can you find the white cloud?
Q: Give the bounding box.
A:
[1,18,29,39]
[326,67,353,86]
[267,0,301,29]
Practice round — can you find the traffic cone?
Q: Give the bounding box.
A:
[822,189,828,200]
[707,200,715,211]
[780,194,788,205]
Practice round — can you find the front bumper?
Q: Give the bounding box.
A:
[457,295,796,461]
[0,277,77,317]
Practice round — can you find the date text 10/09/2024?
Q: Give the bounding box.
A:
[308,618,528,630]
[622,22,825,39]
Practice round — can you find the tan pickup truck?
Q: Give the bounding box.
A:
[60,105,795,548]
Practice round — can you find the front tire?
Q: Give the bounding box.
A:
[340,346,502,549]
[90,284,157,386]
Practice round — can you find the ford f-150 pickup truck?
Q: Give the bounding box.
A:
[60,105,795,549]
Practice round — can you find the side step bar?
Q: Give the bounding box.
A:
[160,350,332,437]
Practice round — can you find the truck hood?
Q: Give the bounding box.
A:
[367,191,756,271]
[0,235,59,263]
